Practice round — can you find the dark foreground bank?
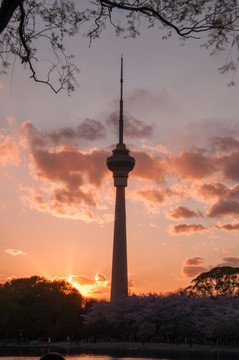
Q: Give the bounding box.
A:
[1,341,239,360]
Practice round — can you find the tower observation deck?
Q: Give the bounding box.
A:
[106,57,135,302]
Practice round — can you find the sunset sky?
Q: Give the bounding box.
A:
[1,5,239,300]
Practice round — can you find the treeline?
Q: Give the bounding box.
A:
[84,293,239,345]
[0,276,94,341]
[84,267,239,345]
[1,267,239,345]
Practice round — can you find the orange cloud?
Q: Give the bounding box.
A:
[70,275,95,286]
[20,121,112,220]
[132,150,167,184]
[95,273,107,282]
[31,147,108,188]
[197,182,229,200]
[18,120,239,230]
[5,249,26,256]
[168,206,199,220]
[69,273,110,299]
[20,185,96,222]
[0,275,17,284]
[214,247,229,254]
[170,150,216,181]
[171,223,208,235]
[0,134,20,166]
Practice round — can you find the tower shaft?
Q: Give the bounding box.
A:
[111,186,128,301]
[106,58,135,303]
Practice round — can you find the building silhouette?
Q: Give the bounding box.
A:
[106,58,135,302]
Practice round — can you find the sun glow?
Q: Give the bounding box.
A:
[70,281,90,297]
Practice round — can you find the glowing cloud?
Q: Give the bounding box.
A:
[69,273,110,298]
[0,134,20,166]
[5,249,26,256]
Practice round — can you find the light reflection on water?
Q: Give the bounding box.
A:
[0,357,168,360]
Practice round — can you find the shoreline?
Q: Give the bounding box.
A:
[1,341,239,357]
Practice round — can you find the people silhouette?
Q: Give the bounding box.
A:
[40,353,65,360]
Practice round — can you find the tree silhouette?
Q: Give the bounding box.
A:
[0,276,84,340]
[184,266,239,297]
[0,0,239,93]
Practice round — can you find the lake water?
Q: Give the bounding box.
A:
[1,350,239,360]
[2,356,164,359]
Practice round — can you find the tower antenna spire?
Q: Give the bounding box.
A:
[119,55,123,144]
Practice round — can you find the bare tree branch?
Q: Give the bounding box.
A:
[1,0,239,93]
[0,0,22,34]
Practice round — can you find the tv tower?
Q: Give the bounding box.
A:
[106,57,135,302]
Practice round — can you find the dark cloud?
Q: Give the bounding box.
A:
[125,88,173,113]
[210,136,239,153]
[207,200,239,218]
[50,118,105,143]
[107,112,153,139]
[216,257,239,267]
[216,150,239,182]
[181,257,207,278]
[168,206,199,220]
[183,265,208,278]
[172,223,208,235]
[217,222,239,231]
[185,256,205,266]
[22,118,105,147]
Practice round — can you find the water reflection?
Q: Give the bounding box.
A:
[1,352,239,360]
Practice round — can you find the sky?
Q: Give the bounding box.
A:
[1,3,239,300]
